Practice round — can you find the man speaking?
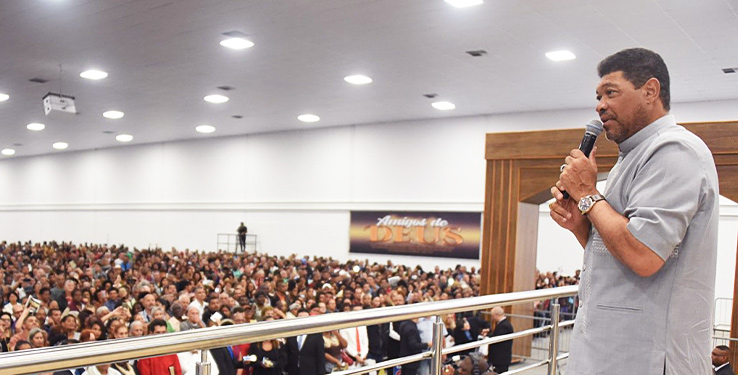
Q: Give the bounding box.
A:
[549,48,719,374]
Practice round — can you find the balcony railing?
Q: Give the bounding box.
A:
[0,285,579,375]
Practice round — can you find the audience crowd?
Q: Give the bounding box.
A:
[0,240,571,375]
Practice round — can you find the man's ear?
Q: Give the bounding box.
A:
[642,77,661,106]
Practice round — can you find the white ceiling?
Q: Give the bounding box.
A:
[1,0,737,157]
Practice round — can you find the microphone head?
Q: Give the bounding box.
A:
[585,119,604,136]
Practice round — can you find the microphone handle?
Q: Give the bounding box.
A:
[579,132,598,157]
[561,132,598,199]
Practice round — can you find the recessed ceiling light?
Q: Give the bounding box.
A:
[80,69,108,80]
[432,101,456,110]
[196,125,216,134]
[0,93,9,102]
[220,37,255,50]
[297,114,320,123]
[545,50,576,61]
[204,94,229,104]
[116,134,133,142]
[27,123,45,131]
[103,110,125,119]
[52,142,68,150]
[344,75,373,85]
[1,149,15,156]
[444,0,483,8]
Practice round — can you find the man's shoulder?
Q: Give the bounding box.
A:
[652,123,713,159]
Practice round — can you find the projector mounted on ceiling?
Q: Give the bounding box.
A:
[43,92,77,115]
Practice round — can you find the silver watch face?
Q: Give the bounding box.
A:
[578,197,592,212]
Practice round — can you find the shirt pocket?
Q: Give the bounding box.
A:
[595,304,643,313]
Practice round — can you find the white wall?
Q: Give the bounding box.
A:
[0,100,737,286]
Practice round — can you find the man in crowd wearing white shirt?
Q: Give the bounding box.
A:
[188,286,208,319]
[339,305,371,370]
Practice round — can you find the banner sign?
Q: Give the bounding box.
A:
[350,211,481,259]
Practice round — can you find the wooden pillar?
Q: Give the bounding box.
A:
[730,244,738,366]
[716,164,738,366]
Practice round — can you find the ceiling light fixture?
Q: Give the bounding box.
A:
[220,37,255,50]
[432,101,456,110]
[444,0,483,8]
[204,94,229,104]
[0,93,9,102]
[27,123,45,131]
[196,125,216,134]
[116,134,133,142]
[297,114,320,123]
[1,149,15,156]
[52,142,68,150]
[344,75,373,85]
[80,69,108,80]
[545,50,576,61]
[103,110,125,119]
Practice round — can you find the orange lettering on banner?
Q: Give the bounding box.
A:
[367,225,463,245]
[368,225,393,241]
[443,227,464,245]
[393,226,414,243]
[417,227,440,244]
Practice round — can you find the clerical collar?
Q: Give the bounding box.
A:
[618,114,675,155]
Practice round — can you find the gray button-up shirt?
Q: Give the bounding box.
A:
[568,115,719,375]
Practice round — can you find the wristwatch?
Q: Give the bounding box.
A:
[578,194,606,215]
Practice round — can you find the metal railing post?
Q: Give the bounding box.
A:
[547,303,561,375]
[196,349,211,375]
[430,316,444,375]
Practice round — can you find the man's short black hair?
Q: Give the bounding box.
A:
[716,345,730,351]
[137,292,151,302]
[231,306,245,315]
[597,48,671,110]
[148,318,168,333]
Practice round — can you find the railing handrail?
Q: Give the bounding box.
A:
[0,285,578,375]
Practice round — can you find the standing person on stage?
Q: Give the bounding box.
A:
[237,222,248,252]
[549,48,719,374]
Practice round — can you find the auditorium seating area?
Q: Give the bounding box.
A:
[0,239,577,373]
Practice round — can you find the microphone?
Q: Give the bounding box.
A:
[561,119,604,199]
